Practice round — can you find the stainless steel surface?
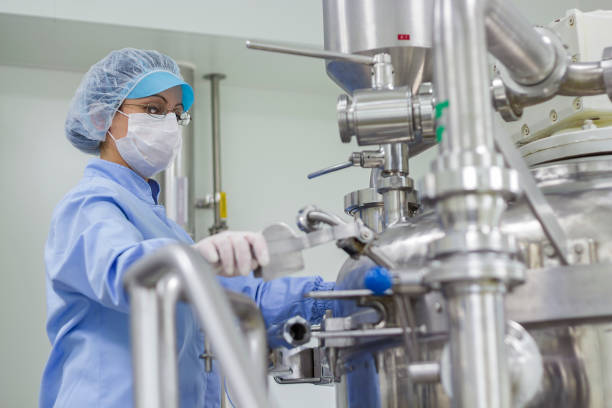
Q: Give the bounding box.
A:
[344,188,384,233]
[258,212,397,279]
[426,0,522,407]
[494,27,569,110]
[506,263,612,324]
[124,245,270,408]
[308,161,353,179]
[308,149,386,179]
[493,120,570,264]
[226,291,268,382]
[445,281,510,408]
[245,40,374,66]
[323,0,433,93]
[203,73,228,235]
[559,62,607,96]
[313,327,407,340]
[408,362,440,384]
[337,87,415,146]
[306,289,390,299]
[485,0,556,86]
[128,286,167,408]
[603,47,612,102]
[157,63,195,238]
[157,274,182,408]
[519,126,612,167]
[382,144,409,176]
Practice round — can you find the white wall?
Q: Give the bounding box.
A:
[0,65,89,407]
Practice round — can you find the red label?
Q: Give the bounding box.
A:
[397,34,411,40]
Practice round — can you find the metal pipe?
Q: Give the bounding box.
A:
[435,0,495,153]
[445,282,509,408]
[157,274,182,408]
[430,0,516,407]
[485,0,556,86]
[204,73,227,235]
[407,361,441,384]
[245,40,374,66]
[226,291,268,382]
[124,244,271,408]
[128,286,166,408]
[559,62,607,96]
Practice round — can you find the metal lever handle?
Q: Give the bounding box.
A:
[246,40,374,66]
[308,150,386,180]
[307,161,353,179]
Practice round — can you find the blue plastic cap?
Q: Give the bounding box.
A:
[128,71,194,111]
[364,266,392,294]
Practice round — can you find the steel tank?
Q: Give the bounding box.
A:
[334,153,612,407]
[323,0,433,94]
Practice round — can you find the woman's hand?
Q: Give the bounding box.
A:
[192,231,270,276]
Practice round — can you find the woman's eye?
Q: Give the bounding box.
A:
[146,104,163,115]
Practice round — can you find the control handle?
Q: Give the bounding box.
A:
[307,149,386,180]
[246,40,374,65]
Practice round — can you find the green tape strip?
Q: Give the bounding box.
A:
[434,100,449,142]
[436,126,445,143]
[435,100,449,119]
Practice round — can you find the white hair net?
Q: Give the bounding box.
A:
[65,48,185,154]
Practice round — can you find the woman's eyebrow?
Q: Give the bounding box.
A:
[147,94,182,108]
[149,94,167,103]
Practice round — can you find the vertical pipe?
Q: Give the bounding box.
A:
[429,0,516,407]
[445,281,509,408]
[434,0,495,153]
[129,286,165,408]
[156,274,182,408]
[204,73,227,234]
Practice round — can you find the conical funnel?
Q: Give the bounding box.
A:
[323,0,433,94]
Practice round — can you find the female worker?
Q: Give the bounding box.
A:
[40,48,334,407]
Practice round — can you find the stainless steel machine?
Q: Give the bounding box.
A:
[125,1,612,407]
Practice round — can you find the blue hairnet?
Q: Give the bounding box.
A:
[65,48,187,154]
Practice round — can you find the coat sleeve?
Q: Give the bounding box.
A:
[45,191,177,313]
[218,274,336,331]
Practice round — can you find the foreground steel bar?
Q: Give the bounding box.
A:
[124,245,270,408]
[485,0,556,85]
[226,291,268,382]
[157,274,182,407]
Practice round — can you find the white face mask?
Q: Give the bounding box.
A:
[108,111,181,178]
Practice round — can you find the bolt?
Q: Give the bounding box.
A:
[521,124,530,137]
[549,109,559,122]
[569,15,576,27]
[544,244,555,258]
[582,119,597,130]
[573,97,583,110]
[360,230,373,241]
[571,54,578,63]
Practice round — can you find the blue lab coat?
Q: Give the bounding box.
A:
[40,158,334,407]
